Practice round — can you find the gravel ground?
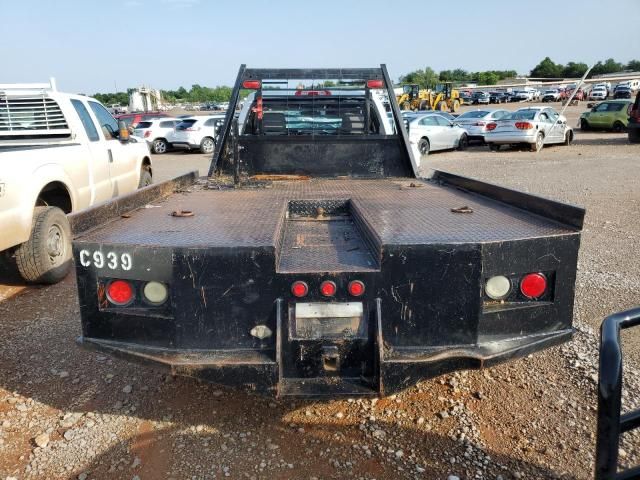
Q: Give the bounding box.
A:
[0,100,639,479]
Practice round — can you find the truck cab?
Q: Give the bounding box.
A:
[0,80,152,283]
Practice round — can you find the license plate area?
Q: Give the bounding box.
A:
[291,302,366,340]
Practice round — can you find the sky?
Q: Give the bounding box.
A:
[1,0,639,93]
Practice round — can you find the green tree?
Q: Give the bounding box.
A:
[627,60,640,71]
[400,67,438,89]
[476,72,499,85]
[530,57,563,78]
[562,62,589,78]
[591,58,624,76]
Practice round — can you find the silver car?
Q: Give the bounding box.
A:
[453,109,510,143]
[484,107,574,152]
[408,113,468,163]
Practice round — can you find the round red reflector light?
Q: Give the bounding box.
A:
[320,280,337,297]
[520,273,547,299]
[107,280,134,305]
[348,280,365,297]
[291,281,308,298]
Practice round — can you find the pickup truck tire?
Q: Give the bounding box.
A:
[629,128,640,143]
[138,169,152,188]
[152,138,168,154]
[200,137,215,154]
[15,207,72,284]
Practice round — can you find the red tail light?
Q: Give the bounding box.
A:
[348,280,365,297]
[144,131,151,138]
[291,281,308,298]
[242,80,261,89]
[515,122,534,130]
[486,123,497,131]
[367,79,384,89]
[320,280,337,297]
[520,273,547,299]
[107,280,134,305]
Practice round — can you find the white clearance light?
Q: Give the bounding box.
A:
[143,281,168,304]
[250,325,272,340]
[485,275,512,300]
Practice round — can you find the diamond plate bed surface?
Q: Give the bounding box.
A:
[78,178,575,248]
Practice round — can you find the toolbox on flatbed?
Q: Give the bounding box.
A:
[72,66,584,396]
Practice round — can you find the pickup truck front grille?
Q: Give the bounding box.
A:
[0,94,71,137]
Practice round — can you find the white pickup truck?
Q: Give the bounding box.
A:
[0,80,152,283]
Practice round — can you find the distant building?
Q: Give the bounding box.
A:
[129,86,162,112]
[593,71,640,79]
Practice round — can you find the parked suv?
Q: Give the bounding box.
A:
[580,100,633,132]
[168,115,225,153]
[614,87,632,99]
[133,118,181,153]
[116,112,170,129]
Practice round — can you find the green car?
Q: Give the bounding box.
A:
[580,99,633,132]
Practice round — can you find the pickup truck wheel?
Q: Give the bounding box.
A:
[200,137,215,154]
[629,128,640,143]
[152,138,168,154]
[418,138,430,155]
[531,132,544,152]
[138,168,152,188]
[15,207,72,284]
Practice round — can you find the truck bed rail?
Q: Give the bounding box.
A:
[596,307,640,480]
[68,171,198,237]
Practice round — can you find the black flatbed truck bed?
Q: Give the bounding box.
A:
[71,66,584,397]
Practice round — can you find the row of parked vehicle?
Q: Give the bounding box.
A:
[462,80,639,107]
[400,105,573,156]
[400,91,640,157]
[115,112,225,154]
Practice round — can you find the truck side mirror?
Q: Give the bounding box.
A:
[118,120,130,143]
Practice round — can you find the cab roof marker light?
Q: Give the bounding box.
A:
[242,80,261,89]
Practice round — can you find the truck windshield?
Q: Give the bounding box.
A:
[243,78,383,136]
[248,97,377,136]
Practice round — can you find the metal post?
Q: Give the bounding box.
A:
[232,119,240,185]
[209,65,246,177]
[595,307,640,480]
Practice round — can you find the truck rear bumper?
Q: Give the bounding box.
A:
[77,327,573,397]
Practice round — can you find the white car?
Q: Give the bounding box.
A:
[0,80,152,283]
[133,118,181,154]
[453,109,510,143]
[168,115,225,154]
[485,107,573,152]
[408,113,468,160]
[589,87,608,101]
